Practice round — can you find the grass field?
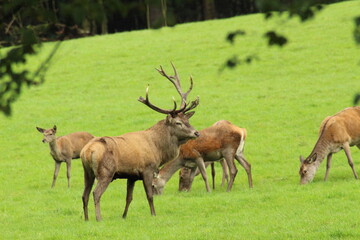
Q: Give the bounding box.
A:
[1,1,360,239]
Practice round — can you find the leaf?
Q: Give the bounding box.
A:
[354,93,360,105]
[264,31,288,47]
[354,16,360,45]
[226,30,246,44]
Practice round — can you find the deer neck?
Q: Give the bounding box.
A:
[309,136,330,163]
[158,156,184,182]
[148,120,182,166]
[48,139,61,157]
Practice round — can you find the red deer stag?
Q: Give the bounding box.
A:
[152,120,252,194]
[81,64,199,221]
[36,125,94,188]
[179,160,228,192]
[299,106,360,184]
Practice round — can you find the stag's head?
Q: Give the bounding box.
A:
[138,63,200,144]
[299,153,320,184]
[36,125,57,143]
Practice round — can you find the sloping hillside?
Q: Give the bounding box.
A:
[1,1,360,239]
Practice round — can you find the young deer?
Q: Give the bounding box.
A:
[36,125,94,188]
[299,106,360,184]
[81,63,200,221]
[152,120,252,194]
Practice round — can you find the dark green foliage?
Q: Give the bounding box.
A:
[256,0,325,22]
[354,16,360,45]
[354,94,360,106]
[0,0,358,116]
[220,54,258,70]
[224,0,359,71]
[0,26,40,116]
[264,31,288,47]
[226,30,246,44]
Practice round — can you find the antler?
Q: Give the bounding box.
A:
[138,63,199,115]
[183,96,199,113]
[138,86,182,115]
[156,62,193,109]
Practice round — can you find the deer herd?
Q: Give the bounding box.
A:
[36,63,360,221]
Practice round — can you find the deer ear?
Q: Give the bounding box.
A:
[300,155,305,163]
[53,125,57,133]
[185,111,195,119]
[36,127,45,133]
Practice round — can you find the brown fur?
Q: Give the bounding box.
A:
[153,120,252,194]
[36,125,94,188]
[299,107,360,184]
[81,64,200,221]
[81,113,199,221]
[179,160,229,191]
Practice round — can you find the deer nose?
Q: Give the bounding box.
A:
[194,131,200,137]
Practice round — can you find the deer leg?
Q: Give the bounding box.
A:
[189,167,197,190]
[93,175,113,221]
[66,159,71,188]
[82,169,95,221]
[142,169,156,216]
[235,153,253,188]
[343,143,359,179]
[324,153,333,181]
[52,161,61,188]
[195,157,211,192]
[223,151,238,192]
[211,162,215,189]
[122,179,136,219]
[220,159,229,187]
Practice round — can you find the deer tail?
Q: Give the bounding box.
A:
[236,128,247,156]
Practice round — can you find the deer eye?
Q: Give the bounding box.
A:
[175,122,182,126]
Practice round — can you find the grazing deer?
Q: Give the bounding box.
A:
[299,106,360,184]
[152,120,252,194]
[81,63,200,221]
[178,160,229,192]
[36,125,94,188]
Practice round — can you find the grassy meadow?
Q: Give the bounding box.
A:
[1,1,360,239]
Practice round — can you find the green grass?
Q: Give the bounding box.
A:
[1,1,360,239]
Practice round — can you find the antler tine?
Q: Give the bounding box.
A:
[138,85,177,114]
[156,64,183,93]
[183,96,199,113]
[181,75,193,103]
[157,63,195,110]
[170,63,194,108]
[170,62,180,82]
[143,64,198,115]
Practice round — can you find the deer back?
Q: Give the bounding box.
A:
[81,117,197,178]
[180,120,244,159]
[320,107,360,146]
[59,132,94,158]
